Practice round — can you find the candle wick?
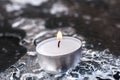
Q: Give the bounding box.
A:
[58,41,61,48]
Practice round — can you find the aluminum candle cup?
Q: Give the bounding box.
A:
[36,37,82,73]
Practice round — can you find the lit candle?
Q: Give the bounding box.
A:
[36,31,82,73]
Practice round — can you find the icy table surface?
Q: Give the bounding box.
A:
[0,25,120,80]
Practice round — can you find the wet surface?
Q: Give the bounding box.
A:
[0,0,120,80]
[0,20,26,72]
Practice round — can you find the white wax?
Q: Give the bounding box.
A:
[36,37,82,56]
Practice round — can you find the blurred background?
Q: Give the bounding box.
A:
[0,0,120,72]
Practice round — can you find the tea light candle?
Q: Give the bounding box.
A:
[36,31,82,73]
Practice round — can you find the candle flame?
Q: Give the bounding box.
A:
[57,31,62,41]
